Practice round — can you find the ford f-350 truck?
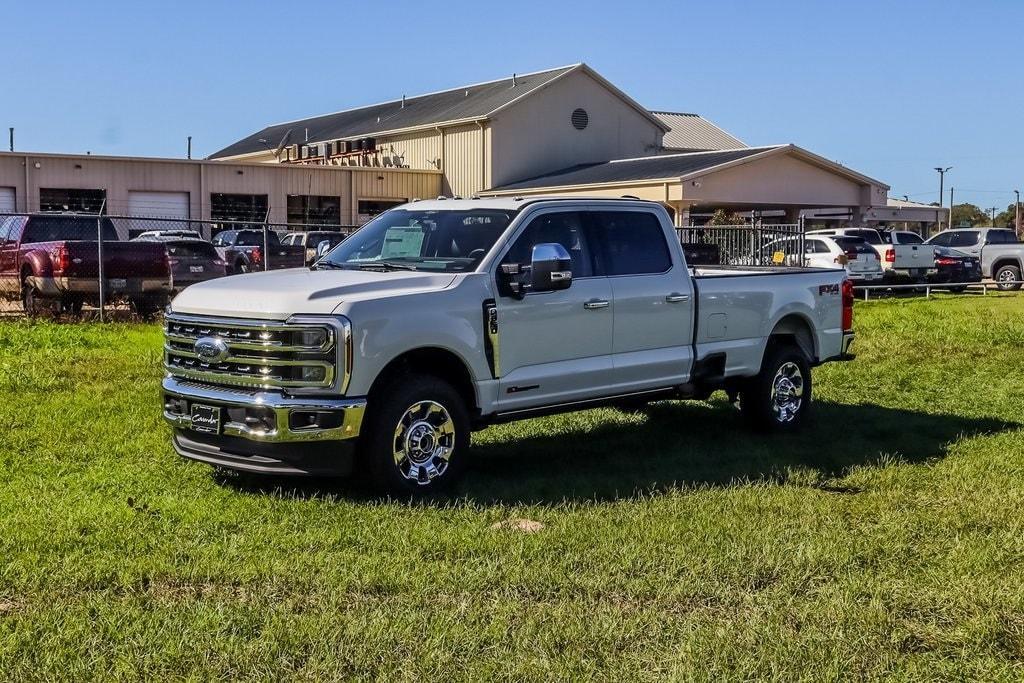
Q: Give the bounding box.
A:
[162,198,855,494]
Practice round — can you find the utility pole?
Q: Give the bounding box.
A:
[935,166,952,229]
[949,187,954,228]
[989,206,998,227]
[1015,189,1020,234]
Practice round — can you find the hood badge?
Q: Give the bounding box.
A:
[194,336,229,363]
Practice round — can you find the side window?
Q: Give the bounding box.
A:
[501,212,593,278]
[0,217,12,243]
[951,231,980,248]
[930,232,952,247]
[587,211,672,276]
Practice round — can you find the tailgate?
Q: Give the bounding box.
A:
[65,242,168,278]
[893,244,934,270]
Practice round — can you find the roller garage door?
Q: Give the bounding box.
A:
[127,191,189,218]
[0,187,15,213]
[126,191,190,238]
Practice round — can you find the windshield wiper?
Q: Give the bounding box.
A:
[310,261,347,270]
[357,261,418,272]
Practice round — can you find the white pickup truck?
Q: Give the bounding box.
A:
[162,198,855,493]
[807,227,936,280]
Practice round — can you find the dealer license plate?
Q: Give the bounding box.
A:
[190,404,221,434]
[108,278,127,289]
[189,265,204,273]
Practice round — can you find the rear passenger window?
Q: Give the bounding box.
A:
[587,211,672,276]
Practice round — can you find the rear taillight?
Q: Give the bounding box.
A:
[53,246,70,272]
[842,279,854,332]
[251,247,262,265]
[884,248,895,263]
[935,257,957,266]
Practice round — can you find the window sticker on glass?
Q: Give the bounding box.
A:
[380,227,425,258]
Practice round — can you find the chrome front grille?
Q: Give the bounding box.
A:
[164,313,345,392]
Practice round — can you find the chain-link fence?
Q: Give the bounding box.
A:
[0,211,360,320]
[677,220,806,267]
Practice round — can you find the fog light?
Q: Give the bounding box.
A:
[301,366,326,382]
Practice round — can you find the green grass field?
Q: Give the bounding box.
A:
[2,295,1024,680]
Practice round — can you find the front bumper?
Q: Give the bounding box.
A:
[162,376,366,475]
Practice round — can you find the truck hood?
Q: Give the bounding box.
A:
[170,268,458,320]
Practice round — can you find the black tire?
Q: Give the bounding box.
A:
[357,374,470,496]
[131,296,163,320]
[740,343,813,432]
[995,264,1022,291]
[21,280,54,318]
[236,261,250,275]
[61,296,85,316]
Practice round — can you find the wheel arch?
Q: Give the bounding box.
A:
[992,256,1022,275]
[767,313,817,363]
[368,346,479,416]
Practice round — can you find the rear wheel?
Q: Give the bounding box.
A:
[358,374,469,496]
[995,264,1022,291]
[21,280,56,318]
[130,295,164,320]
[740,343,812,432]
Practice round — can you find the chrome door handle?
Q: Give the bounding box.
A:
[583,299,610,310]
[665,293,690,303]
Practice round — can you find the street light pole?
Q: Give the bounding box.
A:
[935,166,952,229]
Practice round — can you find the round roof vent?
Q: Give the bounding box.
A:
[571,108,589,130]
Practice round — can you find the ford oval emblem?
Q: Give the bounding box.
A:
[194,336,229,363]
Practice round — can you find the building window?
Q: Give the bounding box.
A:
[210,193,268,227]
[39,188,106,214]
[357,199,405,224]
[287,195,341,226]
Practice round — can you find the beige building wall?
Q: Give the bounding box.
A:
[0,152,441,225]
[488,69,664,188]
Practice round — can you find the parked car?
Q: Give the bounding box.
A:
[162,197,855,494]
[927,246,983,291]
[887,230,925,246]
[135,229,203,240]
[210,229,306,274]
[0,214,171,316]
[807,227,935,280]
[132,236,228,290]
[925,228,1024,291]
[762,234,883,283]
[282,230,348,265]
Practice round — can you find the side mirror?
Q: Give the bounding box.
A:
[316,240,332,258]
[530,243,572,292]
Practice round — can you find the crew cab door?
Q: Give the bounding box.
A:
[587,210,695,392]
[492,210,613,411]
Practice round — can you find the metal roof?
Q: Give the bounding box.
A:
[652,111,746,151]
[210,65,581,159]
[489,147,778,191]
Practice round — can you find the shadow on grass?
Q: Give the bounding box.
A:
[215,399,1017,505]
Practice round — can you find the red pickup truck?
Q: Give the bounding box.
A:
[0,214,172,316]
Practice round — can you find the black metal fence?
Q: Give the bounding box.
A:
[0,211,360,320]
[677,220,806,267]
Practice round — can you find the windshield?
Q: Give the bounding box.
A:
[318,208,515,272]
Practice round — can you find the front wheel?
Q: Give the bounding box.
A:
[995,264,1022,291]
[740,344,813,432]
[358,374,470,496]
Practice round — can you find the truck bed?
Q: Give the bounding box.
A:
[690,265,846,376]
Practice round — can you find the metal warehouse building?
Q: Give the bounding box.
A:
[2,62,940,232]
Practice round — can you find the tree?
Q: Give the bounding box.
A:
[994,202,1021,231]
[708,208,745,226]
[950,203,988,228]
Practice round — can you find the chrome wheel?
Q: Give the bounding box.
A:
[997,268,1016,284]
[770,361,804,423]
[392,400,456,485]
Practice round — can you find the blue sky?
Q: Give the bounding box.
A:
[3,0,1021,210]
